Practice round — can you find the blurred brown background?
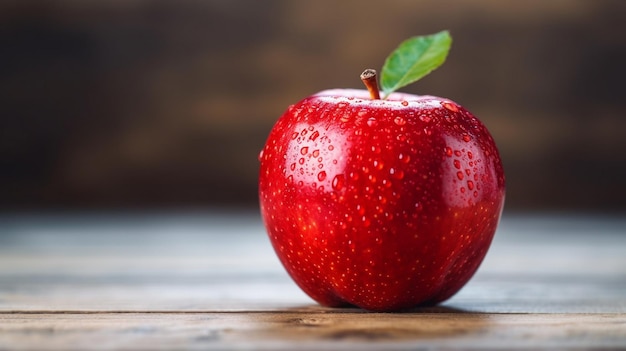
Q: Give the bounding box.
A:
[1,0,625,212]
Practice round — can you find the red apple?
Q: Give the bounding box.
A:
[258,32,505,311]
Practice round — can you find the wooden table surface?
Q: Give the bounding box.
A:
[1,211,625,350]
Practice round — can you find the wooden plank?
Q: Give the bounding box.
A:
[1,311,625,350]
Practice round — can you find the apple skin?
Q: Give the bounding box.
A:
[259,89,505,311]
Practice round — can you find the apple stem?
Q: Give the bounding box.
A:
[360,69,381,100]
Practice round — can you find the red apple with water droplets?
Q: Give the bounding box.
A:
[258,32,505,311]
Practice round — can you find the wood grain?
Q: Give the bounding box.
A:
[2,312,625,350]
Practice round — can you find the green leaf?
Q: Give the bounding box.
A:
[380,30,452,98]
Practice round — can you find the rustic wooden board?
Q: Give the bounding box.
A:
[0,213,625,349]
[2,311,626,350]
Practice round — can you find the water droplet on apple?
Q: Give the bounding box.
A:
[390,167,404,180]
[379,195,388,205]
[348,239,355,250]
[398,153,410,163]
[290,163,296,171]
[454,150,462,157]
[401,101,409,106]
[394,116,406,126]
[300,146,309,155]
[467,151,474,159]
[367,117,377,127]
[291,132,299,140]
[462,134,471,142]
[467,180,474,190]
[332,174,345,191]
[444,147,453,157]
[363,217,371,227]
[373,160,384,170]
[309,130,319,141]
[312,149,320,157]
[457,171,464,180]
[298,158,305,165]
[356,204,365,216]
[328,145,334,151]
[442,101,459,112]
[453,160,461,169]
[317,171,327,182]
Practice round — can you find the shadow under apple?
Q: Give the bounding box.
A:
[249,303,491,342]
